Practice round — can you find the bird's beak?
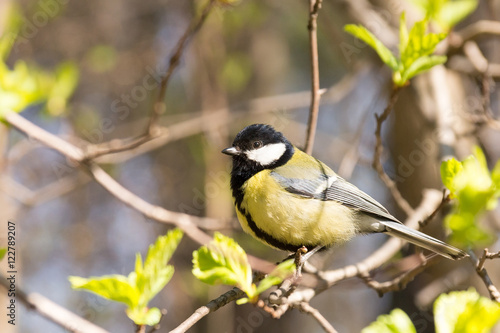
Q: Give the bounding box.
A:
[222,146,240,156]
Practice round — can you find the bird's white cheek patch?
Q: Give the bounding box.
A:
[246,143,287,165]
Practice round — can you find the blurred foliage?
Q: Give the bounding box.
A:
[345,13,447,87]
[441,147,500,247]
[84,45,118,73]
[192,232,295,304]
[407,0,478,30]
[363,289,500,333]
[69,229,183,326]
[0,248,6,261]
[0,3,78,118]
[434,289,500,333]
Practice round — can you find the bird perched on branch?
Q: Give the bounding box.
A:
[222,124,467,260]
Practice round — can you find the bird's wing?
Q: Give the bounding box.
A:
[271,165,399,223]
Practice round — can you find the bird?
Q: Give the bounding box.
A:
[222,124,467,260]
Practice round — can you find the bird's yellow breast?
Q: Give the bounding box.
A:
[237,151,359,249]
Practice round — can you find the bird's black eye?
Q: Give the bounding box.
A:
[253,141,263,149]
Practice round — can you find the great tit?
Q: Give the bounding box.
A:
[222,124,467,260]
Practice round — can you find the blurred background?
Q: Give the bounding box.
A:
[0,0,499,332]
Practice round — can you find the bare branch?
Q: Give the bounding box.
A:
[297,302,338,333]
[470,250,500,302]
[451,20,500,48]
[359,254,439,297]
[372,87,415,216]
[0,275,109,333]
[169,288,244,333]
[147,0,217,135]
[304,0,323,155]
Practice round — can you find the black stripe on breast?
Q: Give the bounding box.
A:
[236,205,318,252]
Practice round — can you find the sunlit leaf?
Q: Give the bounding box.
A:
[127,306,162,326]
[255,259,295,295]
[436,0,478,30]
[136,229,183,307]
[192,232,253,296]
[362,308,416,333]
[344,24,399,71]
[440,157,463,198]
[399,55,447,85]
[69,275,140,309]
[435,289,500,333]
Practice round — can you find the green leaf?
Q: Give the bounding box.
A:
[0,248,6,261]
[127,307,162,326]
[344,24,399,71]
[136,229,183,307]
[401,20,447,69]
[69,275,140,309]
[440,157,463,198]
[399,55,447,85]
[399,13,409,62]
[437,0,478,30]
[45,62,79,116]
[362,308,416,333]
[192,232,253,296]
[435,289,500,333]
[255,259,295,295]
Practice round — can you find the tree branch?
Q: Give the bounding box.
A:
[0,275,109,333]
[372,87,414,216]
[169,288,244,333]
[472,249,500,302]
[304,0,323,155]
[297,302,338,333]
[147,0,217,136]
[359,254,439,297]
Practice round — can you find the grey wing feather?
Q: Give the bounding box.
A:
[271,171,399,223]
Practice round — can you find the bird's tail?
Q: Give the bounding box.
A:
[381,221,468,260]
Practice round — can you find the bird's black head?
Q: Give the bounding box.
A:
[222,124,294,192]
[222,124,294,169]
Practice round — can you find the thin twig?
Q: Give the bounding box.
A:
[0,275,109,333]
[304,0,323,155]
[169,288,244,333]
[359,254,439,297]
[372,87,414,216]
[82,0,217,160]
[450,20,500,48]
[469,250,500,302]
[297,302,338,333]
[147,0,217,136]
[418,190,450,230]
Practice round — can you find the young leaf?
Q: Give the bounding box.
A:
[0,248,6,261]
[344,24,399,71]
[399,13,409,61]
[255,259,295,295]
[362,308,416,333]
[69,275,140,309]
[400,20,447,69]
[436,0,478,30]
[399,55,447,85]
[192,232,253,295]
[136,229,183,307]
[440,157,463,198]
[127,307,162,326]
[434,289,500,333]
